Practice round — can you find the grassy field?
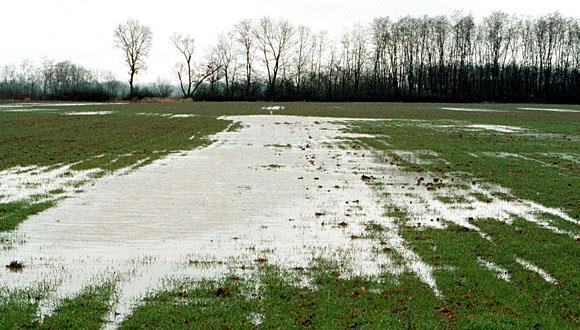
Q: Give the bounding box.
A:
[0,101,578,328]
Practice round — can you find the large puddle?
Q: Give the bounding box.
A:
[518,107,580,113]
[1,115,434,326]
[0,103,126,109]
[0,115,574,327]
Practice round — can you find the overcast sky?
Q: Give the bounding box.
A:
[1,0,578,83]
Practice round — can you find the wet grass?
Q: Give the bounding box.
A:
[265,143,292,148]
[351,119,579,219]
[469,192,493,203]
[121,248,576,328]
[399,220,579,328]
[0,111,232,172]
[348,108,579,326]
[41,283,115,329]
[0,283,114,329]
[121,262,444,329]
[0,288,44,328]
[435,194,468,204]
[0,106,232,232]
[120,276,257,329]
[0,201,55,232]
[262,164,284,170]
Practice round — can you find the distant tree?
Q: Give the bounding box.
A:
[293,25,314,96]
[114,19,153,96]
[154,78,173,98]
[234,19,255,99]
[172,33,196,98]
[172,33,222,98]
[4,12,580,103]
[216,33,236,99]
[255,17,295,99]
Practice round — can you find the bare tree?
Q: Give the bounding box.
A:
[113,19,153,96]
[234,19,255,99]
[172,33,222,98]
[190,60,223,98]
[172,33,195,97]
[154,78,173,98]
[255,17,295,99]
[216,33,236,99]
[40,58,54,97]
[294,25,314,95]
[4,12,580,103]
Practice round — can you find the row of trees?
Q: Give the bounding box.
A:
[0,58,177,101]
[183,12,580,102]
[0,60,128,101]
[2,12,580,102]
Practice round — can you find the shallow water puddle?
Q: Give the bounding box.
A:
[0,115,433,326]
[441,107,503,112]
[0,102,126,109]
[477,257,511,282]
[261,105,285,111]
[518,107,580,113]
[467,124,524,133]
[0,164,102,203]
[170,114,196,118]
[63,111,114,116]
[358,149,578,239]
[0,108,61,113]
[515,258,558,284]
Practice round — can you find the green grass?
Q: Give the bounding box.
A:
[0,288,44,328]
[121,248,576,329]
[0,110,232,172]
[120,262,444,329]
[435,194,468,204]
[262,164,284,169]
[41,283,115,329]
[469,192,493,203]
[0,283,114,329]
[399,220,579,328]
[265,144,292,148]
[0,201,55,231]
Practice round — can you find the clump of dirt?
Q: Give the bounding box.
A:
[215,287,231,297]
[255,257,268,264]
[6,260,24,272]
[361,175,374,182]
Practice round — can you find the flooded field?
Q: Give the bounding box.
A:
[0,102,578,328]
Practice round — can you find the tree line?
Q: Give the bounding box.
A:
[2,12,580,103]
[0,60,128,101]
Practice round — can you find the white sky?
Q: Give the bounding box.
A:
[1,0,578,84]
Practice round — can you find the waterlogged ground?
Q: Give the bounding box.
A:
[0,102,578,328]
